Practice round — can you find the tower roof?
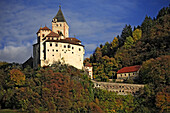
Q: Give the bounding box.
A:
[36,26,51,34]
[46,31,59,37]
[53,7,67,22]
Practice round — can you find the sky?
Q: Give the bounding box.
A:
[0,0,169,63]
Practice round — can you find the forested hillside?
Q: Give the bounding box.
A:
[0,6,169,113]
[85,6,170,82]
[0,62,143,113]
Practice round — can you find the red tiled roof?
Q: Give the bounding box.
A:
[44,39,84,47]
[41,26,51,30]
[46,31,59,37]
[117,65,141,74]
[36,26,51,34]
[65,38,81,42]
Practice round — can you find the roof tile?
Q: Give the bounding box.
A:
[46,31,59,37]
[117,65,141,74]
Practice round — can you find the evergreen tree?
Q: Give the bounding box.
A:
[141,15,153,37]
[120,24,132,46]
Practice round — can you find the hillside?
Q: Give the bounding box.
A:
[0,6,169,113]
[86,6,170,82]
[0,62,142,113]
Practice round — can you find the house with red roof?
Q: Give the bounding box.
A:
[117,65,141,80]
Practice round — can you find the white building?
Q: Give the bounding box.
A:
[33,7,85,69]
[84,64,93,79]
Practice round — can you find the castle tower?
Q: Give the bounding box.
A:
[52,6,69,38]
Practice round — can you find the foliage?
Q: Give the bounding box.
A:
[138,55,170,86]
[124,36,134,49]
[132,29,142,42]
[0,5,169,113]
[9,69,25,86]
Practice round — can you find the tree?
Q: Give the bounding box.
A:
[124,36,134,49]
[132,29,142,42]
[111,37,119,48]
[101,42,110,56]
[120,24,132,45]
[93,47,102,63]
[139,55,170,86]
[9,69,25,86]
[155,86,170,112]
[156,6,170,19]
[141,15,153,37]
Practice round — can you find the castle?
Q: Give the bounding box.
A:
[33,7,85,69]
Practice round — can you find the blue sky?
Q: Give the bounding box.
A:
[0,0,169,63]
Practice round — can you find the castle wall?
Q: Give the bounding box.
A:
[41,41,84,69]
[92,80,144,95]
[33,43,40,68]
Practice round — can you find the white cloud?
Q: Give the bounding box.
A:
[0,44,32,63]
[0,0,138,62]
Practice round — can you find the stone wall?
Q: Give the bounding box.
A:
[92,80,144,95]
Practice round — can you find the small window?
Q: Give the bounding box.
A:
[55,44,58,47]
[68,45,71,48]
[60,24,62,26]
[72,47,74,49]
[64,45,66,48]
[47,49,49,52]
[52,55,54,56]
[42,34,45,37]
[52,49,54,52]
[72,52,74,54]
[56,24,58,27]
[50,43,52,46]
[79,48,81,51]
[56,50,58,52]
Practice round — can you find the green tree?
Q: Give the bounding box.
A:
[141,15,153,37]
[124,36,134,49]
[93,47,102,63]
[132,29,142,42]
[120,24,132,45]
